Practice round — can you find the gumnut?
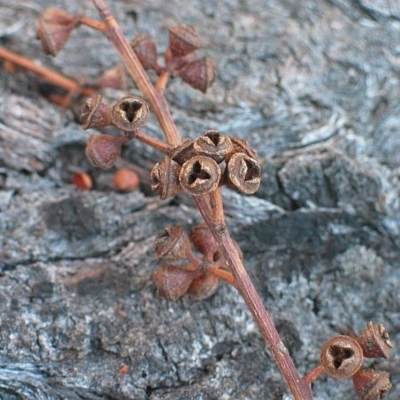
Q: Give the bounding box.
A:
[153,264,198,301]
[175,56,215,93]
[189,223,219,262]
[353,369,392,400]
[150,156,182,199]
[357,322,392,359]
[154,226,191,261]
[130,34,160,71]
[320,335,364,379]
[80,95,112,130]
[96,64,127,90]
[85,134,126,170]
[111,96,150,133]
[187,272,219,300]
[168,24,202,57]
[36,8,76,56]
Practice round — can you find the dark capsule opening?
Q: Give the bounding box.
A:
[121,100,142,122]
[330,345,354,369]
[188,161,210,184]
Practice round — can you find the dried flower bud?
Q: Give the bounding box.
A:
[72,171,92,191]
[188,272,219,300]
[85,134,124,170]
[168,24,202,57]
[168,139,197,165]
[320,335,364,379]
[225,153,261,194]
[176,57,215,93]
[153,264,198,301]
[80,95,112,130]
[155,226,191,261]
[193,130,233,163]
[353,369,392,400]
[96,64,127,90]
[113,168,140,192]
[36,8,76,56]
[190,223,219,262]
[130,34,160,71]
[151,156,182,199]
[179,155,221,196]
[111,96,150,133]
[357,322,392,359]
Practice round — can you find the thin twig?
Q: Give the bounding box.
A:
[0,45,94,98]
[77,15,108,33]
[134,130,171,153]
[155,70,170,92]
[303,365,325,386]
[194,191,314,400]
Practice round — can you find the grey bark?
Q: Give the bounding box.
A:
[0,0,399,399]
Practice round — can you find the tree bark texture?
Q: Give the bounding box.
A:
[0,1,399,399]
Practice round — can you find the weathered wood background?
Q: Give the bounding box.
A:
[0,0,399,399]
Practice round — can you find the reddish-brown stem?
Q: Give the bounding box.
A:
[91,0,181,146]
[194,191,313,400]
[186,248,236,287]
[303,364,325,386]
[207,266,236,287]
[90,2,313,399]
[0,46,94,99]
[155,70,170,92]
[77,15,108,33]
[186,249,202,268]
[133,130,171,153]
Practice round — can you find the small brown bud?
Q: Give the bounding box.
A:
[111,96,150,133]
[225,152,261,194]
[154,226,191,261]
[357,322,392,359]
[36,8,76,56]
[96,64,127,90]
[193,130,233,163]
[353,369,392,400]
[153,264,198,301]
[150,156,182,199]
[72,171,92,191]
[188,272,219,300]
[168,25,202,57]
[80,95,112,130]
[179,155,221,196]
[176,57,215,93]
[85,134,125,170]
[130,34,160,71]
[113,168,140,192]
[168,139,197,165]
[189,223,219,262]
[320,335,364,379]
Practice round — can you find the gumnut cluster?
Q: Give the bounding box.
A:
[37,8,127,89]
[82,94,149,169]
[131,24,215,92]
[151,130,261,198]
[318,322,392,399]
[153,224,240,301]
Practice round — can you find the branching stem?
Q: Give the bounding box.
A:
[90,1,314,399]
[0,45,94,99]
